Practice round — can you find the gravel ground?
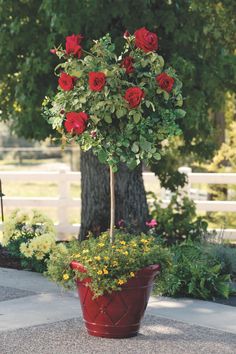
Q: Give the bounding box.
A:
[0,286,36,302]
[1,315,236,354]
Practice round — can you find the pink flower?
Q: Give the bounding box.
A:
[50,49,56,54]
[146,219,158,228]
[90,131,97,139]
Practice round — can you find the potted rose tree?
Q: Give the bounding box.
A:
[44,27,185,338]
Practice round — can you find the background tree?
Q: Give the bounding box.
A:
[0,0,235,237]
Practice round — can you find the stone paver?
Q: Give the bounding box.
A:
[0,285,36,302]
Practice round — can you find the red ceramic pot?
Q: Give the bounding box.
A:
[70,260,160,338]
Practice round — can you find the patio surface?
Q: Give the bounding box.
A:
[0,267,236,354]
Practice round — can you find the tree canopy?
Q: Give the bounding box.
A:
[0,0,235,185]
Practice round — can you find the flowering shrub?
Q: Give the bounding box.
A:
[46,231,171,297]
[3,209,56,273]
[147,192,209,245]
[44,27,185,171]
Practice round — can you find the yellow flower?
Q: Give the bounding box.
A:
[94,256,101,261]
[122,251,128,256]
[103,268,109,275]
[98,243,105,247]
[131,242,137,247]
[117,279,126,285]
[112,261,118,267]
[120,241,126,245]
[104,256,109,261]
[82,249,89,254]
[141,239,149,244]
[130,272,135,277]
[97,270,103,275]
[112,245,115,249]
[74,253,80,258]
[63,274,69,280]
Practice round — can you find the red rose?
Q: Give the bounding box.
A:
[58,72,75,91]
[65,34,83,58]
[64,112,88,135]
[156,73,174,93]
[89,72,106,91]
[134,27,158,53]
[77,112,89,122]
[121,56,134,74]
[124,87,145,108]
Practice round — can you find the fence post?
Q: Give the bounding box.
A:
[57,169,70,240]
[178,166,192,197]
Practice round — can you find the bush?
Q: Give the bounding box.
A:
[155,240,231,300]
[205,243,236,281]
[2,209,56,273]
[148,192,209,245]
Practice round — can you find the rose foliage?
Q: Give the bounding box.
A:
[44,28,185,171]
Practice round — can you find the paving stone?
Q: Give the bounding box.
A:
[0,286,36,302]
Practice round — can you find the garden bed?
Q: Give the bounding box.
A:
[0,247,22,270]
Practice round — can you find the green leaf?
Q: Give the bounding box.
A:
[116,108,126,119]
[122,140,129,147]
[98,150,107,163]
[156,88,162,94]
[133,112,142,124]
[140,137,152,152]
[175,109,186,118]
[131,142,139,153]
[104,115,112,124]
[111,165,118,173]
[90,115,100,124]
[153,152,161,160]
[163,91,170,100]
[127,159,138,170]
[80,96,87,104]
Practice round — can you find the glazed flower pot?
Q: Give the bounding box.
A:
[70,260,160,338]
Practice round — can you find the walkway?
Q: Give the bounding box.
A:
[0,267,236,354]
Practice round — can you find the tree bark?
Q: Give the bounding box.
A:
[79,150,149,240]
[214,111,225,147]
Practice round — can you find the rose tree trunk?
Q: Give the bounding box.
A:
[79,150,149,240]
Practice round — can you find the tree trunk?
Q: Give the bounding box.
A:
[79,150,149,240]
[214,111,225,147]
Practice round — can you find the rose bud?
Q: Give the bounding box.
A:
[123,30,130,39]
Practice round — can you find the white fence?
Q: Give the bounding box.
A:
[0,168,236,240]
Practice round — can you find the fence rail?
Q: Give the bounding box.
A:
[0,168,236,240]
